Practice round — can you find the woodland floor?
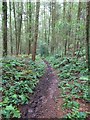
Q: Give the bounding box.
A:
[19,60,90,119]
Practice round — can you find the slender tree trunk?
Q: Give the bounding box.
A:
[32,1,40,61]
[74,1,82,57]
[73,1,81,56]
[25,2,29,54]
[2,1,7,57]
[63,0,66,20]
[63,0,67,56]
[13,2,18,55]
[48,2,51,54]
[67,2,73,53]
[77,1,82,58]
[9,2,13,55]
[17,2,23,55]
[51,1,56,54]
[44,4,47,43]
[65,39,67,56]
[48,17,50,46]
[86,1,90,72]
[28,1,32,55]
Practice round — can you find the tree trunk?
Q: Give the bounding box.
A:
[48,17,50,46]
[86,1,90,72]
[13,2,18,55]
[44,4,47,43]
[32,1,40,61]
[63,0,67,56]
[28,1,32,55]
[2,1,7,57]
[63,0,66,20]
[65,39,67,56]
[77,1,82,58]
[67,2,73,52]
[17,2,23,55]
[9,2,13,55]
[51,1,56,54]
[48,2,51,54]
[73,1,82,57]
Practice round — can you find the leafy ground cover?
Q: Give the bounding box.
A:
[46,55,90,119]
[0,55,46,118]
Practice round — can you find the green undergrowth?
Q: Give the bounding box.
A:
[0,55,46,119]
[46,55,89,119]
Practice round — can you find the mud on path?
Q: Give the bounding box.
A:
[20,60,64,119]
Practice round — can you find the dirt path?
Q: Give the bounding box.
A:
[20,60,64,119]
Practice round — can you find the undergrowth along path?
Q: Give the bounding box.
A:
[21,60,64,118]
